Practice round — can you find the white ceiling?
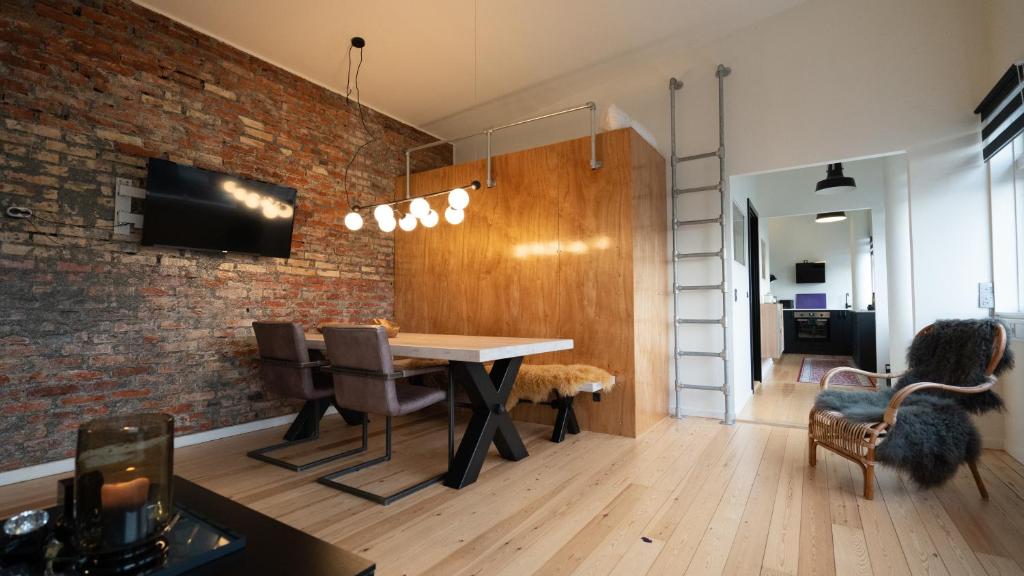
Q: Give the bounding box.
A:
[136,0,802,134]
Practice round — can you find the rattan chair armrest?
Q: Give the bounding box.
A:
[820,368,905,389]
[882,377,995,426]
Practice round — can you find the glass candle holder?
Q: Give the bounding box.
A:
[74,413,174,555]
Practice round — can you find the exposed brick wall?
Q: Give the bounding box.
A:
[0,0,452,471]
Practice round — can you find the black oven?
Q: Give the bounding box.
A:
[794,311,830,341]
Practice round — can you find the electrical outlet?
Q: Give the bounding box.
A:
[978,282,994,309]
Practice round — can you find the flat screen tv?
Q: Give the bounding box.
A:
[795,262,825,283]
[141,159,296,258]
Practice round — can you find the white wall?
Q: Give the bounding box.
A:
[767,213,857,310]
[433,0,1000,423]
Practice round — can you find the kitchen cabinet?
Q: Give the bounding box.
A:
[760,303,784,359]
[781,309,875,364]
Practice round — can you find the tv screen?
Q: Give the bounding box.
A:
[141,159,296,258]
[795,262,826,283]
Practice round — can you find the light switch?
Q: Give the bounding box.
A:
[978,282,994,308]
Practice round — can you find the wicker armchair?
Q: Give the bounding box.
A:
[808,322,1007,500]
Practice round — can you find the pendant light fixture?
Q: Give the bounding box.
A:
[815,211,848,223]
[344,180,482,232]
[814,163,857,195]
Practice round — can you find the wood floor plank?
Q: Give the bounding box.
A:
[759,428,807,576]
[874,467,950,576]
[832,523,874,576]
[847,460,911,576]
[718,427,789,575]
[899,470,987,576]
[799,438,836,576]
[646,425,773,574]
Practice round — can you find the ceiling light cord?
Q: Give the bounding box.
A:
[340,38,379,211]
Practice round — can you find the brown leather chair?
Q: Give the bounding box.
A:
[248,321,368,471]
[317,325,453,505]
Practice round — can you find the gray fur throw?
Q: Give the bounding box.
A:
[815,319,1014,488]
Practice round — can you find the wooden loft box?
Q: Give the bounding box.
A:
[395,128,668,437]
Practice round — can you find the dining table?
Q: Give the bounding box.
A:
[304,332,574,489]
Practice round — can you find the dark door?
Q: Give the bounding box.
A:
[747,199,761,386]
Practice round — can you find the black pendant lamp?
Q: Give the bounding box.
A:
[815,163,857,195]
[815,211,848,223]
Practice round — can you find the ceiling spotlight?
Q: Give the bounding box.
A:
[344,211,363,231]
[421,209,439,228]
[444,206,465,225]
[815,163,857,195]
[409,197,431,219]
[815,211,848,223]
[448,187,470,210]
[398,212,418,231]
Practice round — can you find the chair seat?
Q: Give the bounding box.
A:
[394,381,447,416]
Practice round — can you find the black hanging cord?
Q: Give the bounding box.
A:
[341,38,377,210]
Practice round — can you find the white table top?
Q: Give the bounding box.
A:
[304,332,574,363]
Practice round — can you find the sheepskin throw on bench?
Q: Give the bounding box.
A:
[508,364,616,409]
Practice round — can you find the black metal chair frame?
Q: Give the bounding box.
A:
[246,359,370,472]
[316,367,455,506]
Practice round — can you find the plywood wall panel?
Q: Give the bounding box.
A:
[395,128,666,437]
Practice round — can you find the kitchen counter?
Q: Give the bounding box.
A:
[782,309,877,369]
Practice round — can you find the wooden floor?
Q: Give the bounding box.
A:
[738,354,861,428]
[3,411,1024,575]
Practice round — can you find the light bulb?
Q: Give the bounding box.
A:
[448,187,470,210]
[231,188,248,201]
[262,203,280,219]
[399,212,418,231]
[279,204,294,219]
[222,181,238,193]
[379,217,397,232]
[444,206,465,225]
[344,211,363,231]
[374,204,394,223]
[421,209,439,228]
[245,192,261,208]
[409,197,431,219]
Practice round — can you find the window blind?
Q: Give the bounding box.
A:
[975,63,1024,162]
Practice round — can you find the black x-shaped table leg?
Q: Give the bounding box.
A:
[444,357,529,489]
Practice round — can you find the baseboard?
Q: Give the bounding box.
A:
[0,408,332,487]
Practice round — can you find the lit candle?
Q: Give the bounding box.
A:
[100,477,150,510]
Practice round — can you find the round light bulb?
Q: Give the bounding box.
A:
[262,203,280,219]
[421,209,439,228]
[379,217,397,232]
[231,188,248,201]
[244,192,261,209]
[448,187,470,210]
[279,204,294,219]
[444,206,465,225]
[374,204,394,223]
[222,181,238,193]
[344,211,363,231]
[398,212,418,231]
[409,197,431,219]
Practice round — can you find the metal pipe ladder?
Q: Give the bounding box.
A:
[670,64,735,424]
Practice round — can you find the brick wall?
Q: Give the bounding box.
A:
[0,0,452,472]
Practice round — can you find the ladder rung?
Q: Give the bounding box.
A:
[674,217,721,227]
[674,250,722,260]
[673,184,721,196]
[673,149,720,163]
[676,350,725,358]
[677,383,725,392]
[674,283,724,292]
[676,318,723,325]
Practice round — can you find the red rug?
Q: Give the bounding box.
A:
[797,357,872,387]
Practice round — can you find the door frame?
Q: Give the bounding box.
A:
[747,199,762,386]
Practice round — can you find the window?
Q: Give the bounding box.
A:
[732,203,746,265]
[990,132,1024,315]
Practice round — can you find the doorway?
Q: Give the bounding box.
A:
[747,199,761,387]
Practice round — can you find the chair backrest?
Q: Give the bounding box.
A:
[321,325,399,415]
[252,321,316,400]
[900,319,1012,413]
